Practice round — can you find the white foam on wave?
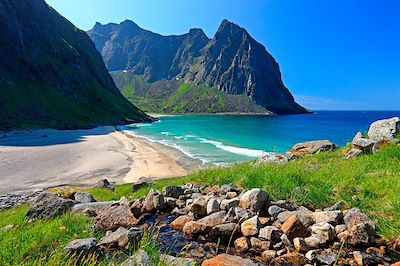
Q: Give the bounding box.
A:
[198,138,267,158]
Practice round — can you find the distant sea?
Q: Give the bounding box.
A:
[121,111,400,165]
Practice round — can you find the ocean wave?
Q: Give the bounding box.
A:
[198,138,267,157]
[161,131,173,136]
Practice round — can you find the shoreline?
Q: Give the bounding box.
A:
[0,126,202,195]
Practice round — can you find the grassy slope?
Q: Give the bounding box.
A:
[112,72,267,114]
[1,144,399,265]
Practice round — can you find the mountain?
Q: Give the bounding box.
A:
[88,20,308,114]
[0,0,151,130]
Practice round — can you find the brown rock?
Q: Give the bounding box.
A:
[271,252,308,265]
[259,226,282,242]
[234,237,250,252]
[202,254,257,266]
[281,215,307,241]
[197,211,227,228]
[293,237,311,253]
[190,197,208,216]
[95,203,138,231]
[182,221,211,238]
[290,140,337,155]
[261,250,277,263]
[209,223,239,239]
[241,216,260,236]
[171,215,194,230]
[250,237,270,252]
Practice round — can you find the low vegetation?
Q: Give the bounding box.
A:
[1,144,399,265]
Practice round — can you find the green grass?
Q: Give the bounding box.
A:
[163,83,192,109]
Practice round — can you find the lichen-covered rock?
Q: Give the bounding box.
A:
[368,117,400,141]
[234,236,250,252]
[311,222,335,243]
[341,208,376,246]
[202,254,258,266]
[26,192,75,220]
[290,140,337,155]
[239,188,269,212]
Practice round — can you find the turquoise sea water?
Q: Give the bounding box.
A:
[121,111,400,165]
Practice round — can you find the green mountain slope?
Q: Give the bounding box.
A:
[0,0,151,130]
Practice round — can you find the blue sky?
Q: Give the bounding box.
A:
[46,0,400,110]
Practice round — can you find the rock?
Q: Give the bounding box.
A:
[207,198,220,215]
[277,209,313,227]
[293,237,311,253]
[130,197,145,218]
[63,238,97,254]
[94,202,138,231]
[261,250,277,262]
[74,192,96,203]
[26,192,75,220]
[250,237,270,252]
[190,197,208,216]
[368,117,400,141]
[239,188,269,212]
[352,137,377,153]
[311,222,335,242]
[324,201,345,211]
[241,216,260,236]
[220,184,240,194]
[290,140,337,155]
[153,194,166,210]
[259,226,282,242]
[344,148,363,158]
[353,251,375,266]
[353,132,362,141]
[131,176,153,192]
[234,236,250,252]
[281,215,307,241]
[305,250,317,262]
[209,223,239,239]
[335,224,347,234]
[223,207,236,223]
[98,227,143,249]
[164,197,177,209]
[268,205,285,217]
[163,186,185,198]
[97,179,113,190]
[271,252,308,265]
[171,215,194,230]
[122,250,195,266]
[197,211,227,228]
[312,210,343,225]
[202,254,257,266]
[273,200,299,211]
[234,207,251,222]
[304,236,323,249]
[225,192,237,199]
[316,250,336,265]
[220,198,239,211]
[182,221,211,237]
[342,208,375,246]
[280,233,294,251]
[141,189,165,213]
[257,153,289,164]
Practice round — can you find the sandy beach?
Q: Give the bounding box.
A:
[0,126,202,195]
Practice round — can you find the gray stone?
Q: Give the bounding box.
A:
[259,226,281,242]
[122,250,196,266]
[72,201,116,214]
[74,192,96,203]
[241,215,260,236]
[345,148,363,158]
[239,188,269,212]
[95,202,138,231]
[352,137,376,152]
[163,186,184,198]
[190,197,208,216]
[273,200,299,211]
[130,197,145,218]
[316,250,337,265]
[368,117,400,141]
[63,237,97,254]
[305,250,317,262]
[221,184,240,194]
[324,200,345,211]
[304,236,324,249]
[220,198,239,210]
[268,205,285,217]
[98,227,143,249]
[209,223,239,239]
[207,198,220,215]
[234,207,251,222]
[312,210,343,225]
[293,237,311,253]
[26,192,75,220]
[342,208,375,245]
[311,222,335,243]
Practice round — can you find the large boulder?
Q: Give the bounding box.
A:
[74,192,96,203]
[26,192,75,220]
[290,140,337,155]
[239,188,269,212]
[368,117,400,141]
[202,254,258,266]
[94,202,138,231]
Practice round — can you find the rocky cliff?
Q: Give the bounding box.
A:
[88,20,308,114]
[0,0,151,130]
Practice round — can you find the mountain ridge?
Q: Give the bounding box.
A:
[88,19,308,114]
[0,0,151,130]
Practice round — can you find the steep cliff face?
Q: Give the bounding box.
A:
[0,0,150,130]
[88,19,308,114]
